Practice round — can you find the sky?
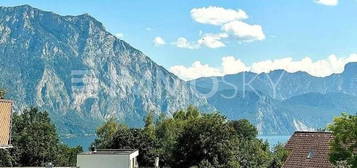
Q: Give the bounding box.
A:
[1,0,357,80]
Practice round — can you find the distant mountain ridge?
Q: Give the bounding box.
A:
[192,63,357,135]
[194,62,357,99]
[0,5,213,137]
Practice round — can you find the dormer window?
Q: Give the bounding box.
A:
[307,150,315,159]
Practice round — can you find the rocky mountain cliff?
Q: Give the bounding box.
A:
[192,63,357,135]
[0,5,213,137]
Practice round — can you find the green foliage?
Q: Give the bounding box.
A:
[93,117,121,149]
[328,113,357,167]
[230,119,258,140]
[333,160,352,168]
[56,144,83,166]
[269,144,289,168]
[155,105,203,166]
[0,88,6,99]
[198,159,216,168]
[0,107,82,167]
[11,108,59,166]
[93,121,158,166]
[0,149,14,167]
[93,106,280,168]
[235,139,271,168]
[143,111,156,139]
[172,113,236,168]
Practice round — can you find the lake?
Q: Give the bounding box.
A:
[61,135,96,151]
[62,135,291,151]
[259,135,290,148]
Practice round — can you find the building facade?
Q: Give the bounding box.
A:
[0,99,13,149]
[283,131,334,168]
[77,149,139,168]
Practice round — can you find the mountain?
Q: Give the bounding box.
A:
[193,63,357,100]
[1,5,356,141]
[0,5,213,138]
[192,64,357,135]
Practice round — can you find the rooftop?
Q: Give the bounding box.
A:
[79,149,139,155]
[283,131,334,168]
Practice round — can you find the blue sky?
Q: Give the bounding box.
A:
[1,0,357,80]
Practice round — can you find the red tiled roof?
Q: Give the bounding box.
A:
[283,131,334,168]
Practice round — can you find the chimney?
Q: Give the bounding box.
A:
[90,145,97,153]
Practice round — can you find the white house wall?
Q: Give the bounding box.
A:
[77,154,130,168]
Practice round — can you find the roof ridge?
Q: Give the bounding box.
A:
[294,131,332,134]
[0,99,13,103]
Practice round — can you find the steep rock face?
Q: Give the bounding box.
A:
[193,63,357,135]
[0,5,213,135]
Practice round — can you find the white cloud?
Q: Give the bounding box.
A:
[172,6,264,49]
[115,33,124,38]
[198,33,228,48]
[153,36,166,46]
[222,21,265,41]
[315,0,338,6]
[191,6,248,25]
[221,56,249,74]
[170,54,357,80]
[250,54,357,76]
[173,33,228,49]
[175,6,265,49]
[170,61,222,80]
[173,37,200,49]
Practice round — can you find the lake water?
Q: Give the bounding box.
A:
[62,135,291,151]
[61,135,96,151]
[258,135,290,148]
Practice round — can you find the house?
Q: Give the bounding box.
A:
[283,131,334,168]
[0,99,13,149]
[77,149,139,168]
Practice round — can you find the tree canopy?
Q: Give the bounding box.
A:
[0,88,6,99]
[328,113,357,167]
[0,107,82,167]
[93,106,285,168]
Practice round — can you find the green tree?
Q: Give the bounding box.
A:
[198,159,216,168]
[110,128,157,166]
[55,144,83,166]
[143,111,156,139]
[269,144,289,168]
[11,108,60,166]
[0,149,14,167]
[230,119,258,140]
[171,113,237,168]
[328,113,357,167]
[93,106,274,168]
[234,139,271,168]
[0,107,82,167]
[0,88,6,99]
[186,105,200,119]
[92,117,121,149]
[93,121,158,167]
[155,106,202,166]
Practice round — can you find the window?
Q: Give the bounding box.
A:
[307,150,315,159]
